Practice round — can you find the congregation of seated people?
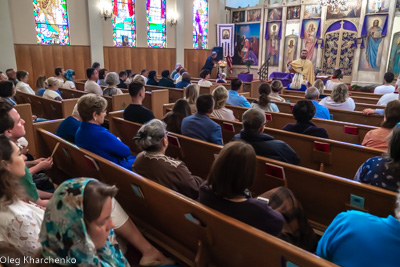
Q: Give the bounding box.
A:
[3,61,400,267]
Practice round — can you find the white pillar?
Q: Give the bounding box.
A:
[175,0,185,64]
[279,6,287,72]
[0,0,17,71]
[87,0,104,66]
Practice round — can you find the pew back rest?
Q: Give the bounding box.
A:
[36,129,338,267]
[228,104,378,144]
[213,116,382,179]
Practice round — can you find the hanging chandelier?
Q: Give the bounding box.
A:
[318,0,346,8]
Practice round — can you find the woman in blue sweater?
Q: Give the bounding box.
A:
[75,94,135,169]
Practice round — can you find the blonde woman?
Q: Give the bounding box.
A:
[287,73,307,91]
[43,77,62,101]
[319,83,355,111]
[211,86,237,121]
[184,84,199,113]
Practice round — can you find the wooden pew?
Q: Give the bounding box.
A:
[142,90,169,119]
[35,128,337,267]
[14,91,77,120]
[107,118,397,232]
[227,105,378,144]
[229,102,384,127]
[282,90,380,105]
[215,117,381,179]
[14,104,36,158]
[248,95,385,112]
[58,87,87,99]
[283,88,383,100]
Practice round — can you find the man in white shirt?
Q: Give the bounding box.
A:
[362,93,399,115]
[374,72,395,94]
[84,68,103,95]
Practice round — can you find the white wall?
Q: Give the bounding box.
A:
[0,0,16,70]
[9,0,36,44]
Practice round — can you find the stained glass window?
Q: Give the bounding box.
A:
[193,0,208,49]
[146,0,166,48]
[112,0,136,47]
[33,0,70,45]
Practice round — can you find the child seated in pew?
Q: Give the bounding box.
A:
[362,100,400,151]
[75,94,136,170]
[0,139,172,265]
[35,75,47,96]
[61,69,76,89]
[199,141,318,252]
[283,100,329,139]
[216,73,227,83]
[162,99,191,134]
[269,80,285,102]
[133,119,203,200]
[250,83,279,112]
[317,192,400,266]
[354,123,400,192]
[312,79,327,99]
[286,73,307,91]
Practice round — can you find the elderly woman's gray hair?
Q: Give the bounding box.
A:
[105,72,119,86]
[77,94,107,122]
[305,87,320,100]
[134,119,167,152]
[242,108,266,133]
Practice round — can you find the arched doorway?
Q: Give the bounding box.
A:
[323,20,358,76]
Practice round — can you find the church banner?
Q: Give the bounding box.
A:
[217,24,235,57]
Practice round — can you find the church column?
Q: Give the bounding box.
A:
[175,0,185,64]
[0,0,17,70]
[351,0,368,83]
[87,0,105,66]
[278,6,287,72]
[316,6,327,71]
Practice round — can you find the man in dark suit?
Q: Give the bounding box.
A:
[202,51,217,72]
[181,94,223,145]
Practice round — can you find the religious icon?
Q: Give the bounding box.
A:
[367,0,389,13]
[287,6,301,20]
[267,23,280,66]
[232,11,245,23]
[222,29,230,39]
[304,5,322,18]
[388,33,400,78]
[327,0,361,19]
[268,8,282,21]
[303,21,318,62]
[247,9,261,22]
[233,23,260,65]
[284,35,298,71]
[269,0,283,5]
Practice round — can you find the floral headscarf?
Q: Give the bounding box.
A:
[65,69,74,82]
[39,178,129,266]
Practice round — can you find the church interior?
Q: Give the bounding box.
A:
[0,0,400,266]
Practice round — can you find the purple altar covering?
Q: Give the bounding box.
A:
[269,72,294,87]
[238,73,254,82]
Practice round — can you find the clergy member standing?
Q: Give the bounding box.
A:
[288,49,315,85]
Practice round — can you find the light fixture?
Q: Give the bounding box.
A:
[99,0,113,21]
[169,10,178,26]
[318,0,346,8]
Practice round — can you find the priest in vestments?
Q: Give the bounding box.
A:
[288,49,315,85]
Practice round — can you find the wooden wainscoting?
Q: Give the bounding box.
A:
[103,47,175,74]
[184,49,216,78]
[14,44,91,88]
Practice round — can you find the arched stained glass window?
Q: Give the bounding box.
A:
[193,0,208,49]
[146,0,166,48]
[112,0,136,47]
[33,0,70,45]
